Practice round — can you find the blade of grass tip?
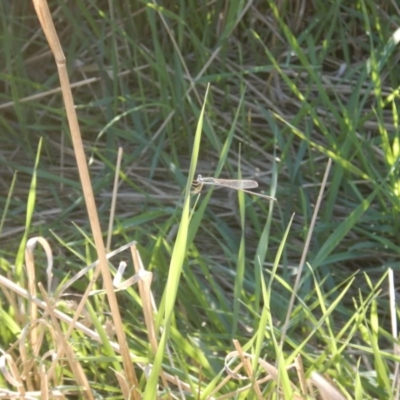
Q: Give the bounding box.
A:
[253,145,277,314]
[310,264,341,361]
[253,214,295,376]
[279,158,332,349]
[15,137,43,281]
[186,90,246,248]
[106,146,123,252]
[369,297,392,392]
[32,0,138,394]
[232,148,246,338]
[144,84,210,399]
[0,171,18,238]
[156,86,208,323]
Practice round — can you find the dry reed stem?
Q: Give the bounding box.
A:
[39,283,94,399]
[31,0,139,396]
[232,340,263,399]
[309,372,346,400]
[130,244,173,391]
[294,354,308,396]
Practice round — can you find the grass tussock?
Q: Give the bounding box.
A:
[0,0,400,398]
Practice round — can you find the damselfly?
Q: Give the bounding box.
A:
[191,174,276,201]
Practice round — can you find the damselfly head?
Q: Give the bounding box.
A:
[191,176,203,194]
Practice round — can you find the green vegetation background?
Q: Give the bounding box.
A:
[1,1,399,398]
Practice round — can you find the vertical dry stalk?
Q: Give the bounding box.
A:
[280,158,332,347]
[37,284,93,399]
[232,340,263,399]
[31,0,139,396]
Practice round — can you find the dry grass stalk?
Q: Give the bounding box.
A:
[31,0,139,396]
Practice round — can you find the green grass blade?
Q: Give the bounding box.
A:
[15,137,43,278]
[144,85,209,398]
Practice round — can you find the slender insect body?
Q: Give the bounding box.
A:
[191,174,276,201]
